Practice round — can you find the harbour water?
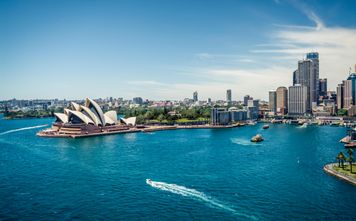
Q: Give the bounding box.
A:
[1,115,356,220]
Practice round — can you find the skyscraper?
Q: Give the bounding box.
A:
[193,91,198,102]
[319,78,327,97]
[293,70,298,86]
[337,82,344,109]
[288,85,308,116]
[226,89,232,104]
[306,52,320,106]
[296,53,319,113]
[344,77,353,109]
[243,95,251,106]
[276,86,288,115]
[269,90,277,113]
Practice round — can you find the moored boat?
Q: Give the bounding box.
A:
[262,124,269,129]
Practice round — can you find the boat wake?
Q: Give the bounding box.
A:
[231,138,261,146]
[146,179,257,220]
[0,124,48,136]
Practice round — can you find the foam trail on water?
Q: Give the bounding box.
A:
[0,124,48,136]
[146,179,257,220]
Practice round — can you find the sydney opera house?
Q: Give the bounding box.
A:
[37,98,137,138]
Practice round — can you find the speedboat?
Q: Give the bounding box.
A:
[262,124,269,129]
[146,179,152,184]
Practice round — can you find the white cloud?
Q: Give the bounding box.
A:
[128,9,356,101]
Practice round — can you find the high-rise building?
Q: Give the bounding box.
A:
[337,82,345,110]
[343,80,352,108]
[243,95,251,106]
[319,78,327,97]
[288,85,308,116]
[296,52,319,113]
[276,86,288,115]
[193,91,198,102]
[132,97,143,105]
[268,90,277,113]
[226,89,232,103]
[306,52,320,106]
[293,70,298,86]
[347,73,356,105]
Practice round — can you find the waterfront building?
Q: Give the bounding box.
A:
[319,78,327,97]
[193,91,198,102]
[211,108,231,125]
[268,90,277,114]
[243,95,251,106]
[276,86,288,115]
[247,99,259,120]
[337,82,344,109]
[38,98,138,137]
[211,107,247,125]
[226,89,232,104]
[229,107,248,122]
[288,85,308,116]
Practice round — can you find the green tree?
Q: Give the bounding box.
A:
[347,148,354,173]
[337,109,348,116]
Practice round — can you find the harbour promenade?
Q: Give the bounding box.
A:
[323,163,356,185]
[37,123,243,138]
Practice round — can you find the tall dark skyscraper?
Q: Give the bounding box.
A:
[306,52,320,106]
[226,89,232,103]
[293,70,298,86]
[319,78,327,97]
[193,91,198,102]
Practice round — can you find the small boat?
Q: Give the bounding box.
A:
[247,121,257,125]
[262,124,269,129]
[299,123,308,128]
[146,179,152,184]
[251,134,264,142]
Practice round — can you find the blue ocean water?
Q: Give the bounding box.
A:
[0,114,355,220]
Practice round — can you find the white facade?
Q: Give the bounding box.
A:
[288,85,308,116]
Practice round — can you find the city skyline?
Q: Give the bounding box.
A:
[1,0,356,100]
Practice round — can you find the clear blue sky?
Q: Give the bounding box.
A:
[1,0,356,100]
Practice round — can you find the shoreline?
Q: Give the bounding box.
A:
[37,123,243,138]
[323,163,356,186]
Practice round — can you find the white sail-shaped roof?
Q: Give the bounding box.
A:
[71,102,81,111]
[67,110,94,125]
[64,108,71,115]
[104,111,117,123]
[80,105,102,126]
[54,113,68,123]
[85,98,105,126]
[121,117,136,126]
[104,115,115,125]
